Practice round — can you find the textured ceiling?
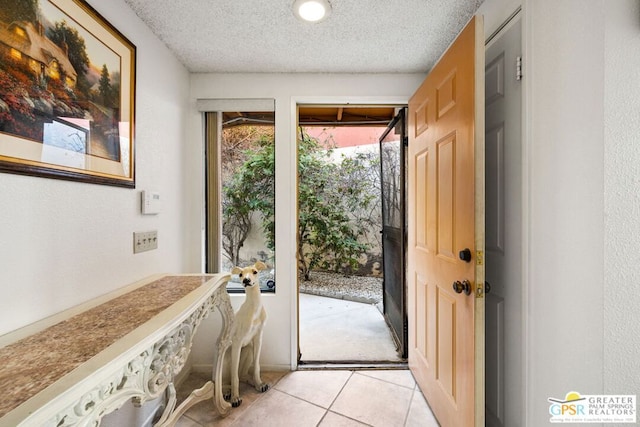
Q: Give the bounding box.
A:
[123,0,484,73]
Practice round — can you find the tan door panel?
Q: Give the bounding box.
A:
[407,16,485,427]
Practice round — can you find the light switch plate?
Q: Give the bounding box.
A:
[133,231,158,253]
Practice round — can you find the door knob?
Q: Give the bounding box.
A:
[459,248,472,262]
[452,280,472,295]
[485,281,491,294]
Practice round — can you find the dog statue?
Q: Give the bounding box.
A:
[222,261,270,407]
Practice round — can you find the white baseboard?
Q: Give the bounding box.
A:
[190,363,291,374]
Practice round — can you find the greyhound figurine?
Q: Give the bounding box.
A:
[222,261,270,407]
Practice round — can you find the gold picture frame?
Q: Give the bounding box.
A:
[0,0,136,187]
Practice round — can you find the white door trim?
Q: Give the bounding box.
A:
[288,95,410,369]
[478,2,529,424]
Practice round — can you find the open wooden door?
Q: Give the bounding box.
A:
[407,16,485,427]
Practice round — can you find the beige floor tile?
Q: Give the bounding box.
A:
[176,370,434,427]
[275,370,353,408]
[356,369,416,390]
[175,415,203,427]
[178,371,286,426]
[230,388,326,427]
[330,372,413,427]
[405,390,440,427]
[176,371,211,403]
[318,411,370,426]
[180,399,235,427]
[260,370,289,387]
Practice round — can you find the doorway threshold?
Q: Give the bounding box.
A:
[298,361,408,371]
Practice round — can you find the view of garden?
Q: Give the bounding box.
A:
[220,120,384,289]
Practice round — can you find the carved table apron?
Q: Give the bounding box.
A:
[0,274,234,427]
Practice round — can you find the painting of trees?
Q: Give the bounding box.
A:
[0,0,135,185]
[98,64,117,108]
[0,0,38,23]
[47,20,91,95]
[0,0,126,162]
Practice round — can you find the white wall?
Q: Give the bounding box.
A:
[482,0,640,424]
[186,73,425,370]
[4,0,636,424]
[0,0,191,336]
[479,1,640,426]
[526,0,605,424]
[524,3,640,423]
[1,1,191,424]
[603,0,640,407]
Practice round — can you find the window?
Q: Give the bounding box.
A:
[48,61,60,79]
[10,48,22,60]
[202,100,276,293]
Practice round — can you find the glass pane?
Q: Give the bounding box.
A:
[220,112,275,292]
[380,131,402,229]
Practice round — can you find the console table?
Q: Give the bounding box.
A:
[0,274,234,427]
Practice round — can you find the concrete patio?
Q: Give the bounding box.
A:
[298,293,404,363]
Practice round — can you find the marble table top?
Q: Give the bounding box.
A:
[0,275,214,418]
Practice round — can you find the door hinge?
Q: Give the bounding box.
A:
[516,56,523,81]
[403,136,409,147]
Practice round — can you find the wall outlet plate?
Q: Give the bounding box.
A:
[133,231,158,253]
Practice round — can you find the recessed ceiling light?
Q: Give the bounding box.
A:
[293,0,332,23]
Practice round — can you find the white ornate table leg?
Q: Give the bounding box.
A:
[155,381,213,427]
[155,286,234,426]
[212,287,234,416]
[154,383,177,426]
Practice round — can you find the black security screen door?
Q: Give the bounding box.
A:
[379,108,407,358]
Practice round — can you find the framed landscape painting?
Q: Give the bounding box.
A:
[0,0,136,187]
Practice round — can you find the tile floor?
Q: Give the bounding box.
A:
[176,369,439,427]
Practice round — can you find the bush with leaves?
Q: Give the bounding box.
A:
[297,134,377,279]
[221,135,275,266]
[0,0,38,23]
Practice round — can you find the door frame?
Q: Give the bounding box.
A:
[484,8,526,426]
[290,96,409,369]
[478,2,530,423]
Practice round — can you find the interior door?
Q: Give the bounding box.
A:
[379,108,407,357]
[407,16,485,427]
[485,13,523,427]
